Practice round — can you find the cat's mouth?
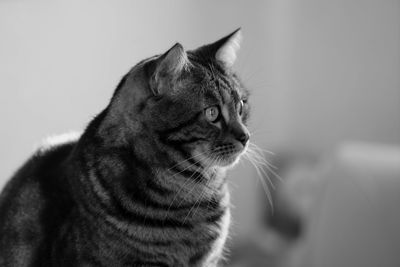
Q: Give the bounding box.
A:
[210,143,247,167]
[190,142,247,169]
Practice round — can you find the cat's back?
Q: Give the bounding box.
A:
[0,133,79,266]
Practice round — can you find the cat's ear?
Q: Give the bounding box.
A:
[151,43,188,95]
[199,28,242,69]
[215,28,242,69]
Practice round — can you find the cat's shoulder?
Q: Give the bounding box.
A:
[0,132,81,263]
[0,131,81,202]
[26,130,83,172]
[26,130,83,177]
[38,131,82,153]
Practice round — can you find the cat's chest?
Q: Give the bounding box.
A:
[194,192,231,267]
[202,207,231,266]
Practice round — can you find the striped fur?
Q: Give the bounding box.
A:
[0,30,250,266]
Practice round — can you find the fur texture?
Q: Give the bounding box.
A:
[0,30,250,267]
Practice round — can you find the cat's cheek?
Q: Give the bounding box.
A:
[226,156,242,169]
[191,145,212,166]
[216,155,241,169]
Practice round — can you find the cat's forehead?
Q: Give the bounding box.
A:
[191,63,246,104]
[202,77,239,104]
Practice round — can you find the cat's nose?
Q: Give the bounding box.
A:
[230,122,249,147]
[236,132,249,147]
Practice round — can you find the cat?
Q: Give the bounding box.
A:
[0,29,250,267]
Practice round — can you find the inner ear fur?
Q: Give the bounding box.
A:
[150,43,188,95]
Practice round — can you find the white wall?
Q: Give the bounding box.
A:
[270,0,400,153]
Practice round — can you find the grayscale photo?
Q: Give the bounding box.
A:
[0,1,399,266]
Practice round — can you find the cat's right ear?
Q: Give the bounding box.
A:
[150,43,188,95]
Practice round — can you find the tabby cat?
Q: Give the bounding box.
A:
[0,29,250,267]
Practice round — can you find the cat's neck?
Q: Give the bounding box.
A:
[71,128,229,211]
[68,110,230,224]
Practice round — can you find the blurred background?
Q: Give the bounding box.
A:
[1,0,399,266]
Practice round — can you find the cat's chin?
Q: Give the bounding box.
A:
[214,153,242,169]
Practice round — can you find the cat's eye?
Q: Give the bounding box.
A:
[205,106,220,122]
[237,100,244,115]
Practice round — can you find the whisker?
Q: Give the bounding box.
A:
[163,156,208,224]
[244,153,274,210]
[246,146,282,183]
[248,142,275,155]
[182,156,219,224]
[242,141,285,213]
[248,129,274,137]
[247,144,279,172]
[167,148,212,172]
[174,155,220,214]
[245,150,276,188]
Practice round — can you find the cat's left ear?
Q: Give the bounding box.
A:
[151,43,188,95]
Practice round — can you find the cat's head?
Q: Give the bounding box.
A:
[105,29,250,169]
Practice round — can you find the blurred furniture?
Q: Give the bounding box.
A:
[287,142,400,267]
